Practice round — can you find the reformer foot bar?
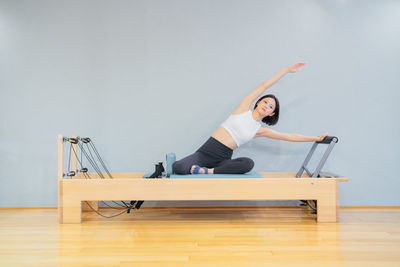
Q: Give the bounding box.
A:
[57,135,348,224]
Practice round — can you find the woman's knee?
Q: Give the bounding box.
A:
[172,161,186,174]
[172,160,190,174]
[239,157,254,172]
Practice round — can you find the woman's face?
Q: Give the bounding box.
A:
[257,97,276,117]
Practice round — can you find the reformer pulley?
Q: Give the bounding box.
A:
[80,137,91,143]
[80,168,88,173]
[64,171,76,177]
[64,137,78,144]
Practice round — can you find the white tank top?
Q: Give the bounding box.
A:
[221,110,262,147]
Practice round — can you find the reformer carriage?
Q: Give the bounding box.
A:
[57,134,348,224]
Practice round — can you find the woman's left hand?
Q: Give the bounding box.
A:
[317,132,330,142]
[287,62,306,73]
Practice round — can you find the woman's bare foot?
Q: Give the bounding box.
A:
[190,165,214,174]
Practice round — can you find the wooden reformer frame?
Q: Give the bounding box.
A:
[57,135,348,224]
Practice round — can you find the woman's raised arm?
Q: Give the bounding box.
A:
[235,62,306,112]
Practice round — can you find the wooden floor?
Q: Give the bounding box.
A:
[0,207,399,267]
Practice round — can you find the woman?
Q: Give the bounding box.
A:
[172,62,329,175]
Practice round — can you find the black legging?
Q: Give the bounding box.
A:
[172,137,254,174]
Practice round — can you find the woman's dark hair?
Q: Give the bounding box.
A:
[253,94,280,126]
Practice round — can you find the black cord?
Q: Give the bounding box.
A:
[86,142,111,179]
[81,144,83,169]
[75,139,128,208]
[65,136,132,212]
[84,201,132,218]
[83,141,129,208]
[75,143,105,178]
[90,141,112,178]
[72,145,104,179]
[68,144,72,172]
[83,142,104,177]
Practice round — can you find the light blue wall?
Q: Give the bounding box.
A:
[1,0,399,207]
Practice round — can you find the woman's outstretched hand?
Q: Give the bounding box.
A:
[287,62,306,73]
[317,132,330,142]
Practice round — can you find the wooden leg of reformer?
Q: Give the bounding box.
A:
[317,182,339,222]
[58,179,64,224]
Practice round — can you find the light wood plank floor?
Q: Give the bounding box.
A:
[0,207,399,267]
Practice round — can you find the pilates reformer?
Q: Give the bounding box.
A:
[57,134,348,224]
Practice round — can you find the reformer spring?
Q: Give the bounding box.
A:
[80,137,91,143]
[63,137,78,144]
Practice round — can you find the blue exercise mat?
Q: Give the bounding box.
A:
[143,171,263,179]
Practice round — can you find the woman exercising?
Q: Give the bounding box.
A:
[172,62,329,175]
